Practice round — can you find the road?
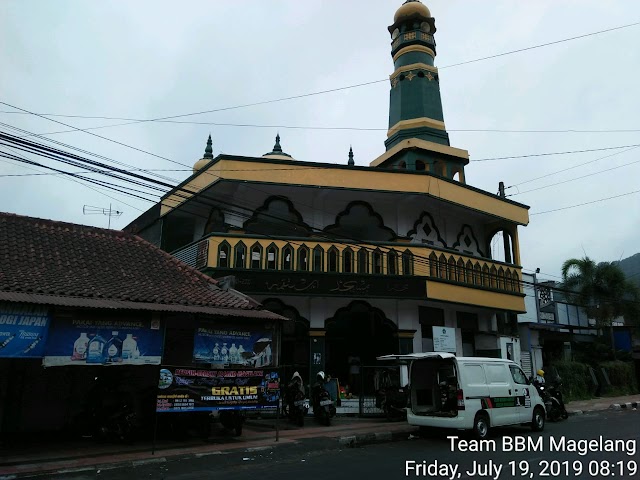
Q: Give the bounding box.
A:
[44,408,640,480]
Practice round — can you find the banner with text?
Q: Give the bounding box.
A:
[0,303,50,358]
[193,325,273,367]
[156,367,280,412]
[43,317,164,366]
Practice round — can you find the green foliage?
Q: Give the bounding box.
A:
[550,361,592,402]
[600,361,639,395]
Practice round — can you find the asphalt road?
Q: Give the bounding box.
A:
[43,409,640,480]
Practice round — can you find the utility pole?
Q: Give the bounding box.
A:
[82,204,123,229]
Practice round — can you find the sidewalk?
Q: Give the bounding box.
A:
[1,394,638,479]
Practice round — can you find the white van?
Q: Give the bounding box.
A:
[378,353,546,439]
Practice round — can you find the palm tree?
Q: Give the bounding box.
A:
[561,256,640,357]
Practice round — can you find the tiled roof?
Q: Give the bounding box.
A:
[0,212,283,320]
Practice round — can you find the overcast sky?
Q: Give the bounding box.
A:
[1,0,639,281]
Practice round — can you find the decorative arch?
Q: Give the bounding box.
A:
[474,262,482,285]
[438,253,447,279]
[343,247,354,273]
[407,211,446,248]
[243,196,311,237]
[282,243,294,270]
[402,249,413,276]
[490,265,498,289]
[448,256,457,282]
[482,264,490,287]
[297,244,310,271]
[358,248,370,274]
[218,240,231,268]
[324,201,396,241]
[266,242,278,270]
[452,225,484,257]
[498,267,505,290]
[250,241,263,269]
[312,245,324,272]
[456,258,465,282]
[429,252,438,277]
[373,248,384,274]
[487,228,515,264]
[387,249,399,275]
[465,260,473,284]
[327,246,339,273]
[234,241,246,269]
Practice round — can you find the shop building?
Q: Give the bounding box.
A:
[126,0,530,391]
[0,212,284,440]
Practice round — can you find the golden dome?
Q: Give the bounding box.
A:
[394,1,431,23]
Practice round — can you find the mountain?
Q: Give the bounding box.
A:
[615,253,640,288]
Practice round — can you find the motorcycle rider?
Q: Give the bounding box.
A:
[289,371,305,396]
[535,369,546,386]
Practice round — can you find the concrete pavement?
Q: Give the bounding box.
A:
[1,393,638,479]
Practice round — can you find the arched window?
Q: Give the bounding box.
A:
[465,260,473,284]
[474,263,482,285]
[490,266,498,289]
[266,243,278,270]
[250,242,262,269]
[343,248,354,273]
[482,264,490,287]
[373,249,383,274]
[402,250,413,275]
[505,270,513,292]
[328,247,339,272]
[511,270,520,292]
[358,248,369,274]
[498,267,505,290]
[415,160,426,171]
[448,256,457,281]
[429,252,438,277]
[387,250,398,275]
[298,245,309,271]
[456,258,465,282]
[439,254,447,279]
[313,246,324,272]
[282,244,294,270]
[234,242,246,269]
[218,242,230,268]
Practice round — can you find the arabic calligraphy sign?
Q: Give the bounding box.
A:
[213,270,426,298]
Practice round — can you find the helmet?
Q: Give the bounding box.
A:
[292,371,302,381]
[317,371,325,381]
[537,369,545,377]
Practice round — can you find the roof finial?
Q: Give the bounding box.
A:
[273,133,283,153]
[203,134,213,159]
[348,145,354,166]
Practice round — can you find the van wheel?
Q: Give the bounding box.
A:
[473,413,490,440]
[531,407,545,432]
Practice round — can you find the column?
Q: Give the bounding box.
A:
[308,329,325,387]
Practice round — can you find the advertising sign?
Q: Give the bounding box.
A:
[156,367,280,412]
[193,325,273,367]
[43,317,164,367]
[0,304,50,358]
[432,326,457,353]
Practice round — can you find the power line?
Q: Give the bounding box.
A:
[473,143,640,162]
[0,20,637,135]
[508,158,640,197]
[531,189,640,216]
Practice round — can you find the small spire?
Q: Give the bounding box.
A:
[348,145,354,166]
[203,134,213,159]
[272,133,283,153]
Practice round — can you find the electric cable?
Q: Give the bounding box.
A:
[530,189,640,216]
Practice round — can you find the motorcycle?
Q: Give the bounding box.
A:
[532,377,568,422]
[311,373,336,426]
[283,384,308,427]
[95,402,137,442]
[375,385,408,420]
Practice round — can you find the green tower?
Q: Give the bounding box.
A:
[371,0,469,182]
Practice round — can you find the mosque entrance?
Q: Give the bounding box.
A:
[325,301,398,394]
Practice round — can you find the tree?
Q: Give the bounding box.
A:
[561,256,640,356]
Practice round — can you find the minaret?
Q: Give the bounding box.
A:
[371,1,469,182]
[193,134,215,172]
[262,133,295,160]
[348,146,354,166]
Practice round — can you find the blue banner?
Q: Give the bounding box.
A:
[193,325,273,367]
[43,317,164,367]
[0,303,50,358]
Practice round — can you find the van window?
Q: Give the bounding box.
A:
[464,364,486,385]
[509,365,529,385]
[485,364,509,384]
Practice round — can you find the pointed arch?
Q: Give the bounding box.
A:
[490,266,498,289]
[358,247,369,274]
[250,241,263,269]
[297,244,310,272]
[234,241,246,269]
[244,196,311,237]
[474,262,482,285]
[282,243,294,270]
[218,240,231,268]
[343,247,354,273]
[312,245,324,272]
[324,201,396,241]
[407,211,446,248]
[429,252,438,277]
[266,242,278,270]
[456,258,465,283]
[498,267,505,290]
[465,260,474,284]
[402,249,413,276]
[448,256,457,282]
[453,225,484,257]
[387,249,399,275]
[438,253,447,279]
[328,246,339,272]
[373,248,384,274]
[505,269,513,292]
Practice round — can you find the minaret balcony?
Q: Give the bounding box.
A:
[391,31,435,54]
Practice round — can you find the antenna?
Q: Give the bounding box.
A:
[82,203,123,229]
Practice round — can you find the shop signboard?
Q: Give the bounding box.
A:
[0,304,50,358]
[43,317,164,366]
[156,367,280,412]
[432,326,456,353]
[193,325,273,367]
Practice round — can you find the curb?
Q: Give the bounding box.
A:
[610,401,639,410]
[337,429,415,448]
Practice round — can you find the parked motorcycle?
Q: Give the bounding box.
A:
[283,383,308,427]
[532,377,568,422]
[95,402,137,443]
[219,410,245,436]
[311,371,336,426]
